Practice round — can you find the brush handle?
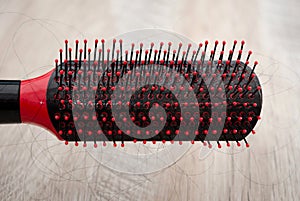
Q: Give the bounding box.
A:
[0,80,21,123]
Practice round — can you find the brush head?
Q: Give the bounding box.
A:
[45,39,262,147]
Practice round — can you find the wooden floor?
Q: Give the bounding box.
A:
[0,0,299,200]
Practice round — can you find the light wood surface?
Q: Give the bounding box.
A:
[0,0,299,200]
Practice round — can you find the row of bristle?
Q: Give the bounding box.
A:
[64,140,249,149]
[54,39,258,78]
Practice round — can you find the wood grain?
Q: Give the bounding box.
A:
[0,0,299,200]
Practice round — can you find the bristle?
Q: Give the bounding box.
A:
[47,39,262,148]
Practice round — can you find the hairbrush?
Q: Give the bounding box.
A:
[0,39,262,148]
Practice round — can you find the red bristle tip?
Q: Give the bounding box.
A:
[103,142,106,147]
[237,142,241,147]
[107,48,110,53]
[94,143,98,148]
[113,143,117,147]
[208,144,212,149]
[58,130,63,135]
[140,42,143,48]
[121,143,124,147]
[227,142,230,147]
[101,39,105,43]
[95,39,98,44]
[55,59,58,63]
[113,38,116,43]
[84,39,87,44]
[252,130,256,134]
[168,42,172,46]
[83,143,87,147]
[205,40,208,45]
[179,42,182,47]
[234,40,237,44]
[65,141,68,145]
[241,40,245,45]
[222,41,226,45]
[218,144,222,148]
[75,40,79,44]
[248,50,252,55]
[119,39,123,44]
[254,61,258,65]
[75,141,78,146]
[59,49,63,53]
[215,40,219,45]
[246,143,250,148]
[79,49,83,53]
[199,43,203,47]
[65,40,68,44]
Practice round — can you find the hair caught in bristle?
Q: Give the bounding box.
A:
[47,39,262,148]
